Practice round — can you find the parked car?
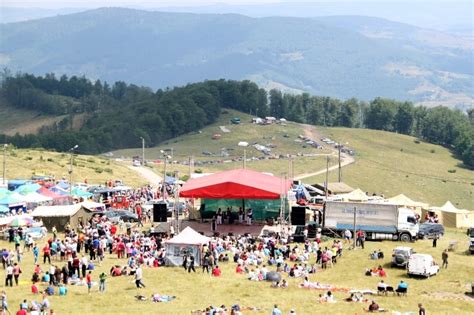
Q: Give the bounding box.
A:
[407,254,439,278]
[25,226,47,240]
[418,223,445,239]
[132,160,141,167]
[103,210,139,223]
[391,246,414,267]
[468,227,474,254]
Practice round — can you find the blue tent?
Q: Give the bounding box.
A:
[0,194,23,205]
[8,179,32,191]
[57,181,70,190]
[165,176,176,185]
[0,205,9,213]
[14,183,42,195]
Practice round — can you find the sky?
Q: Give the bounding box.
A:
[2,0,452,9]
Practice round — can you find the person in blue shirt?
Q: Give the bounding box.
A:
[58,284,67,296]
[45,285,54,296]
[32,245,39,264]
[396,280,408,295]
[272,304,282,315]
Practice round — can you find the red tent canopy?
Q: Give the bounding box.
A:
[180,169,291,199]
[37,187,68,200]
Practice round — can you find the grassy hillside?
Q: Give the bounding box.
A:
[3,147,146,187]
[1,8,472,107]
[0,105,64,136]
[114,110,473,209]
[112,109,333,176]
[303,128,474,210]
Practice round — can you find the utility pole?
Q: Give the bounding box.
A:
[338,145,342,183]
[174,170,180,233]
[162,156,167,201]
[243,149,246,169]
[325,155,329,200]
[68,145,78,196]
[140,137,145,166]
[353,207,357,249]
[188,156,192,179]
[2,144,7,185]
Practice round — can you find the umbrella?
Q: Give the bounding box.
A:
[14,183,41,195]
[8,216,35,227]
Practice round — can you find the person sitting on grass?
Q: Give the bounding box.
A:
[58,284,67,296]
[212,265,221,277]
[235,264,244,274]
[367,300,380,312]
[44,285,54,296]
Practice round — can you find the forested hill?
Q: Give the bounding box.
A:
[0,73,472,167]
[0,8,472,109]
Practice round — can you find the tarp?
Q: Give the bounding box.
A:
[20,192,53,203]
[50,186,70,196]
[80,201,106,212]
[14,183,41,195]
[180,168,291,199]
[37,187,68,200]
[31,204,83,217]
[165,227,210,267]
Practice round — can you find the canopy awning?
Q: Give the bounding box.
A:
[165,226,210,245]
[180,168,291,199]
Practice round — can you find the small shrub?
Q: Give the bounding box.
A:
[87,158,95,163]
[414,139,420,144]
[101,161,106,164]
[194,169,203,174]
[400,148,404,152]
[10,152,17,157]
[24,156,33,161]
[40,155,44,161]
[104,168,113,174]
[95,167,103,174]
[77,164,85,168]
[430,149,436,153]
[448,169,456,173]
[60,153,66,158]
[180,175,190,182]
[47,158,54,162]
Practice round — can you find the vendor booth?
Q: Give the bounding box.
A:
[164,226,210,266]
[424,201,474,228]
[31,204,93,231]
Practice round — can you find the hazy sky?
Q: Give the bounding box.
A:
[2,0,450,9]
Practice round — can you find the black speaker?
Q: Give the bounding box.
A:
[153,203,168,222]
[307,223,317,239]
[291,206,306,226]
[293,234,305,243]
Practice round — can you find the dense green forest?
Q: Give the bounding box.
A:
[0,73,472,167]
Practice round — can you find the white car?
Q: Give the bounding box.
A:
[407,254,439,278]
[133,160,141,167]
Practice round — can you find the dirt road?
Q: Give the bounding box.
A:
[294,124,355,180]
[127,165,162,187]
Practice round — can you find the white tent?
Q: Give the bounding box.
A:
[165,227,211,266]
[21,192,53,203]
[339,188,369,202]
[31,204,82,217]
[80,201,106,212]
[427,201,474,228]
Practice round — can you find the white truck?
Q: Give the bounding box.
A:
[323,201,419,242]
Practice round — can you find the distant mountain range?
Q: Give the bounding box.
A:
[0,8,472,109]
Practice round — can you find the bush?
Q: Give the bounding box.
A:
[414,139,420,144]
[24,156,33,161]
[47,158,54,162]
[195,169,203,174]
[95,167,103,173]
[430,149,436,153]
[87,158,95,163]
[448,169,456,173]
[104,168,113,174]
[180,175,190,181]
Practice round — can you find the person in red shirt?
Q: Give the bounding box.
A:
[212,265,221,277]
[16,308,27,315]
[110,225,117,236]
[43,245,51,264]
[235,264,244,274]
[86,271,92,294]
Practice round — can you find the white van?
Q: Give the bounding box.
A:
[407,254,439,278]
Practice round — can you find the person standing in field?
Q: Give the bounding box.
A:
[86,271,92,294]
[135,265,146,288]
[12,263,21,286]
[99,272,107,293]
[442,249,448,269]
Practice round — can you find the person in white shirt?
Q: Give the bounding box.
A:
[5,265,13,287]
[135,265,146,288]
